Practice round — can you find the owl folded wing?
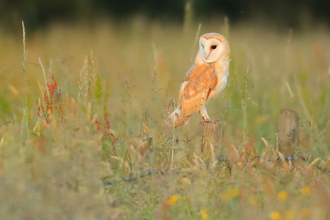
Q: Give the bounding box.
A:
[178,64,218,116]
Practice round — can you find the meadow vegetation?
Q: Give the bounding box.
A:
[0,17,330,219]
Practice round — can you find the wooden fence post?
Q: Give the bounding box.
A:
[277,109,299,160]
[201,122,222,158]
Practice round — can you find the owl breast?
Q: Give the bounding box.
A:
[207,75,227,101]
[207,61,229,101]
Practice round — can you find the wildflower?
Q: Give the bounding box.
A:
[301,186,310,196]
[200,209,209,220]
[249,197,258,205]
[278,191,287,201]
[179,178,191,185]
[270,212,281,220]
[300,208,310,217]
[285,211,294,220]
[242,149,245,153]
[167,195,179,206]
[252,152,257,156]
[255,115,268,124]
[230,188,239,197]
[237,162,242,166]
[221,193,232,202]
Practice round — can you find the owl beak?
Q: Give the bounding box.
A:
[204,48,210,60]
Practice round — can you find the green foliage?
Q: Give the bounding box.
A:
[0,97,10,118]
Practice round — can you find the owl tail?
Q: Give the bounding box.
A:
[166,108,191,128]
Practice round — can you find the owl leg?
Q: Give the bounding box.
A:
[199,107,210,120]
[199,107,219,124]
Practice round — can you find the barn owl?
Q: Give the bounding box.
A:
[167,33,230,127]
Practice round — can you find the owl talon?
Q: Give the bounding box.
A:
[199,119,219,124]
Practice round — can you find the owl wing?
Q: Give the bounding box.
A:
[178,63,218,116]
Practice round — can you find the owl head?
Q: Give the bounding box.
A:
[198,33,230,64]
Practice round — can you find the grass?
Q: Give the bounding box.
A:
[0,17,330,219]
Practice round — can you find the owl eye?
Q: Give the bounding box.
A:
[211,45,217,49]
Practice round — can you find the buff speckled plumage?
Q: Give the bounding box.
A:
[167,33,230,127]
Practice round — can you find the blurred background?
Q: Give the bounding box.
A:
[1,0,330,31]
